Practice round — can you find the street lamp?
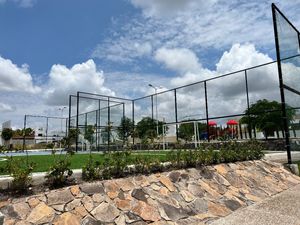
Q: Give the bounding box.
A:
[58,106,67,149]
[149,84,159,136]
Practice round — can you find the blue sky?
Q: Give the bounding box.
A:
[0,0,300,128]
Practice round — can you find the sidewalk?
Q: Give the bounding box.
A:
[211,184,300,225]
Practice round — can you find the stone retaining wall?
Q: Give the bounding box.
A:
[1,160,300,225]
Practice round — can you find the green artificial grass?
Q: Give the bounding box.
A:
[0,151,169,175]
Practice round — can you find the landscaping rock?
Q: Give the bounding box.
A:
[159,202,189,221]
[53,212,80,225]
[92,193,104,203]
[188,198,208,214]
[180,190,195,203]
[82,195,94,212]
[47,189,74,206]
[91,202,120,222]
[168,171,181,183]
[26,202,55,224]
[65,199,81,211]
[223,199,242,211]
[208,202,231,217]
[13,202,31,220]
[80,183,104,195]
[70,185,81,197]
[81,216,102,225]
[132,188,148,202]
[116,178,135,191]
[115,199,132,211]
[27,197,40,208]
[2,160,300,225]
[159,176,175,192]
[132,201,161,222]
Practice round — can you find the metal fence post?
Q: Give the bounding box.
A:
[174,89,179,141]
[245,70,252,139]
[272,3,292,164]
[132,100,135,145]
[76,92,79,152]
[204,81,210,142]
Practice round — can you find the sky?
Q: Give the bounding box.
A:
[0,0,300,129]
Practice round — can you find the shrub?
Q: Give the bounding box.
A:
[82,154,102,181]
[45,151,74,188]
[101,151,131,179]
[6,157,35,192]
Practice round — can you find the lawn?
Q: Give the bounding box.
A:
[0,151,169,175]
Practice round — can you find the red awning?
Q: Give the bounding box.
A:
[227,119,238,125]
[208,120,217,126]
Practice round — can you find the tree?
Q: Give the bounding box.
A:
[117,117,134,143]
[240,99,295,138]
[135,117,167,141]
[13,128,35,137]
[84,125,95,144]
[178,121,207,142]
[1,128,13,141]
[101,123,114,144]
[62,128,80,150]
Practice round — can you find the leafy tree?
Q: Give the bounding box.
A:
[13,128,35,137]
[84,125,95,144]
[240,99,295,138]
[62,128,80,150]
[101,123,114,144]
[117,117,134,142]
[178,121,207,142]
[1,128,13,141]
[135,117,167,141]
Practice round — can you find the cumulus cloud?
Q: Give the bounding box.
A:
[134,43,284,125]
[216,43,273,73]
[0,55,41,93]
[45,59,115,106]
[154,47,201,73]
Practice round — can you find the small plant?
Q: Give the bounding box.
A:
[5,156,35,192]
[82,155,102,181]
[101,151,132,179]
[134,154,151,174]
[45,151,74,188]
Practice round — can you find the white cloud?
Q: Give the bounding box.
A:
[154,47,201,73]
[93,1,300,65]
[130,0,216,18]
[45,59,115,106]
[0,0,36,7]
[133,43,283,124]
[0,55,41,93]
[0,102,14,112]
[216,43,273,73]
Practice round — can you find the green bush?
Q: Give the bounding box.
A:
[6,157,35,192]
[45,151,74,188]
[82,140,264,183]
[101,151,131,179]
[82,155,102,181]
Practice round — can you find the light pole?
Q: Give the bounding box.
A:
[149,84,159,136]
[59,106,67,149]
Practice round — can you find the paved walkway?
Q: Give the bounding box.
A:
[212,184,300,225]
[264,151,300,163]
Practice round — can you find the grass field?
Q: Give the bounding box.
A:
[0,151,170,175]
